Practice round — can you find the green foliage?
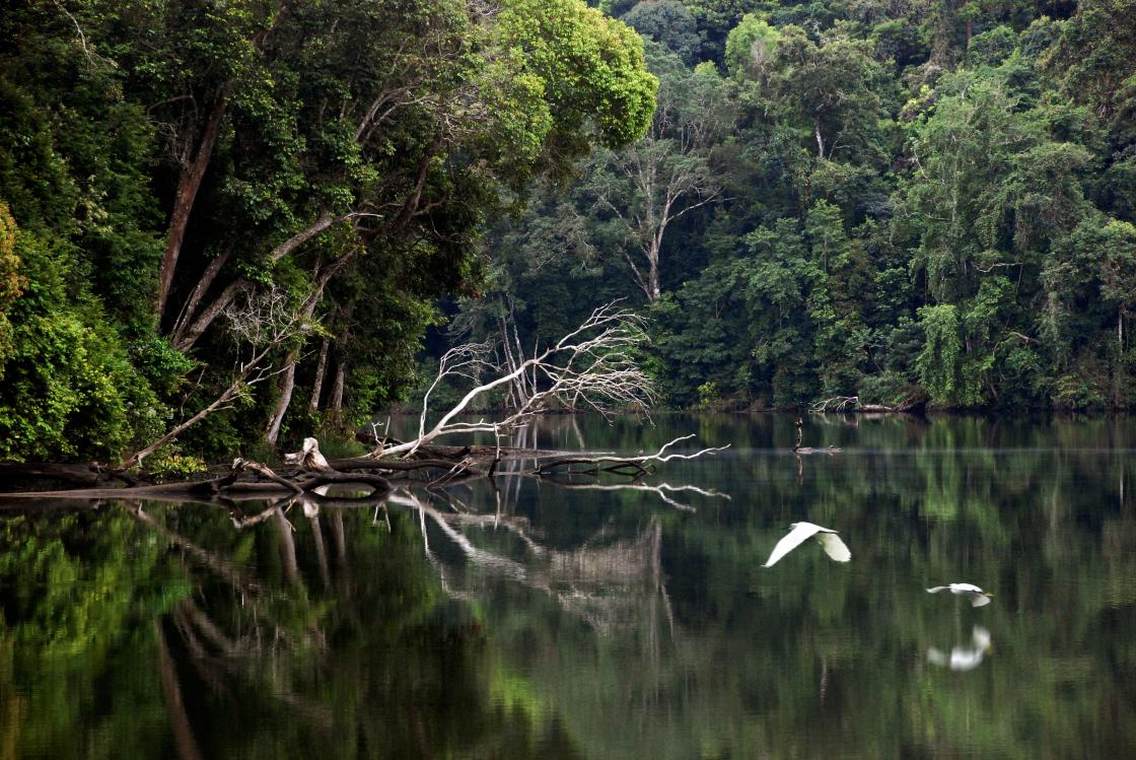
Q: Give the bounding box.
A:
[478,0,1136,410]
[142,447,208,480]
[496,0,659,155]
[0,202,25,374]
[724,14,780,79]
[0,230,164,461]
[3,0,1136,467]
[623,0,702,64]
[915,304,967,405]
[0,0,659,461]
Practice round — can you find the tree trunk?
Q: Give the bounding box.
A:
[171,278,246,351]
[309,338,329,411]
[273,507,301,587]
[330,360,345,413]
[157,95,228,319]
[170,214,351,352]
[265,292,320,444]
[265,358,297,445]
[268,212,341,264]
[309,512,331,592]
[170,249,232,341]
[647,241,661,302]
[154,621,205,760]
[155,3,294,320]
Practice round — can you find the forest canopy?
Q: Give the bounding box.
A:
[474,0,1136,411]
[1,0,1134,465]
[0,0,655,463]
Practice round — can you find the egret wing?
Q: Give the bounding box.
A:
[817,532,851,562]
[969,593,992,608]
[762,523,822,568]
[926,586,949,594]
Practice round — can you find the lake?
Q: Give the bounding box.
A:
[1,414,1134,758]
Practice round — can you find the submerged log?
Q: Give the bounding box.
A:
[0,432,726,503]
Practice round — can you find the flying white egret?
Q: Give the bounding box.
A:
[762,522,851,568]
[926,582,993,607]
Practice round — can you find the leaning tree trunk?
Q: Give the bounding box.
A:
[157,95,228,319]
[265,358,298,446]
[265,294,321,445]
[171,278,246,351]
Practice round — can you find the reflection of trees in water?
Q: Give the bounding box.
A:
[0,494,589,758]
[464,416,1136,758]
[2,415,1136,757]
[397,487,676,641]
[0,436,713,758]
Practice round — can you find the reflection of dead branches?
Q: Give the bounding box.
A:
[548,481,729,512]
[390,488,676,636]
[430,509,546,555]
[389,491,529,579]
[124,502,258,595]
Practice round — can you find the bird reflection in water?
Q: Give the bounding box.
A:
[927,626,993,672]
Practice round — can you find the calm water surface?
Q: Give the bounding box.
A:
[2,415,1135,758]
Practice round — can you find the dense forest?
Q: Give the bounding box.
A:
[1,0,1134,466]
[474,0,1136,411]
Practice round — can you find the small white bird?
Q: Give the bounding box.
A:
[762,522,851,568]
[926,582,994,607]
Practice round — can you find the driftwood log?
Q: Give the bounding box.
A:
[0,434,730,506]
[0,439,391,503]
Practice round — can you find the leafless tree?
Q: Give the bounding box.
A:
[588,65,733,301]
[377,302,656,458]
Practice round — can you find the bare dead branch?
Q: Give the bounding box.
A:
[377,302,657,459]
[532,434,730,476]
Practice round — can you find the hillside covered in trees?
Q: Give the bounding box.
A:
[0,0,1134,466]
[471,0,1136,410]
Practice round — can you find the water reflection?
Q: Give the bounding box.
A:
[928,626,993,672]
[1,414,1135,758]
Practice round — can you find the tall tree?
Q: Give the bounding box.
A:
[586,48,733,301]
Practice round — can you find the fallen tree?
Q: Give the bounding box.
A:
[377,302,656,459]
[809,394,928,415]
